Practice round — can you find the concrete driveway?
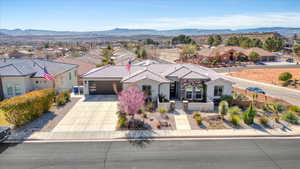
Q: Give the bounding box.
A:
[52,95,118,132]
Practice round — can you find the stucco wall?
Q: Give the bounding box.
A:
[123,80,170,100]
[1,76,31,98]
[55,68,78,92]
[205,78,233,101]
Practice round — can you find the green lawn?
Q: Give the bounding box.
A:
[0,111,10,126]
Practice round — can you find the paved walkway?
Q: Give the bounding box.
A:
[174,109,191,130]
[52,95,118,132]
[225,75,300,106]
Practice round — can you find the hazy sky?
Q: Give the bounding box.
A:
[1,0,300,31]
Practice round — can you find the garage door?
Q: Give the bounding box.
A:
[89,81,122,95]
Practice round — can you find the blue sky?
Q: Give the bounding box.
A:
[1,0,300,31]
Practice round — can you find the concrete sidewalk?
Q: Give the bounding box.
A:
[8,125,300,141]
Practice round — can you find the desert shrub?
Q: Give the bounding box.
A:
[142,111,148,118]
[220,95,233,105]
[279,72,292,84]
[55,91,70,106]
[0,88,55,126]
[289,105,300,114]
[260,116,269,127]
[281,111,298,124]
[193,112,203,125]
[218,100,229,119]
[228,106,241,116]
[137,108,144,114]
[146,103,155,112]
[231,115,241,126]
[243,103,257,125]
[157,107,167,114]
[117,111,127,128]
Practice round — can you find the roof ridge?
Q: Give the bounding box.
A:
[81,65,110,77]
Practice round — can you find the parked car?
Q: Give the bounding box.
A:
[255,62,265,65]
[246,87,266,94]
[286,58,294,63]
[0,126,11,143]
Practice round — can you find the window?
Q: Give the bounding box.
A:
[15,85,22,96]
[214,86,224,97]
[185,86,193,100]
[142,85,151,96]
[195,85,203,100]
[69,72,72,80]
[7,86,13,96]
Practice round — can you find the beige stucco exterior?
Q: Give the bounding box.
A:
[1,68,78,98]
[205,78,233,102]
[123,79,170,101]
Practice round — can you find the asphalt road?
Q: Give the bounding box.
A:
[226,76,300,106]
[1,139,300,169]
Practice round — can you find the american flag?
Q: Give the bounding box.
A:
[126,59,132,72]
[42,67,55,80]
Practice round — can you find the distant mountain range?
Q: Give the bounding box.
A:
[1,27,300,37]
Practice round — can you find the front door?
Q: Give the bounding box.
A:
[170,82,177,99]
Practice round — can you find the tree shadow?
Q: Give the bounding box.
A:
[0,143,18,154]
[125,119,156,148]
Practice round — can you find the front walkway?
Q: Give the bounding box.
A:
[174,109,191,130]
[52,95,118,132]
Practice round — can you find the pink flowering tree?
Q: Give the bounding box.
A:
[118,86,145,118]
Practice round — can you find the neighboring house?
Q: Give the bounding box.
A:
[197,46,277,62]
[54,57,96,85]
[81,63,233,106]
[0,58,78,99]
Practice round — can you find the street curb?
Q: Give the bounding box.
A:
[5,134,300,143]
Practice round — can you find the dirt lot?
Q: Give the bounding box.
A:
[229,68,300,90]
[157,48,180,62]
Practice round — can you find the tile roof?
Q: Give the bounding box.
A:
[82,63,227,83]
[54,57,96,75]
[0,58,78,77]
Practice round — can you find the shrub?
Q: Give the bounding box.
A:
[117,111,127,128]
[157,107,167,114]
[146,103,155,112]
[218,100,229,119]
[193,112,203,125]
[228,106,241,116]
[279,72,292,82]
[231,115,241,126]
[289,105,300,113]
[142,112,148,118]
[55,91,70,106]
[281,111,298,124]
[243,103,257,125]
[260,116,269,127]
[0,88,55,126]
[220,95,233,105]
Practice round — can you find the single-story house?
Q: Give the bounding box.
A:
[54,57,96,85]
[81,63,233,111]
[0,58,78,99]
[197,46,277,62]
